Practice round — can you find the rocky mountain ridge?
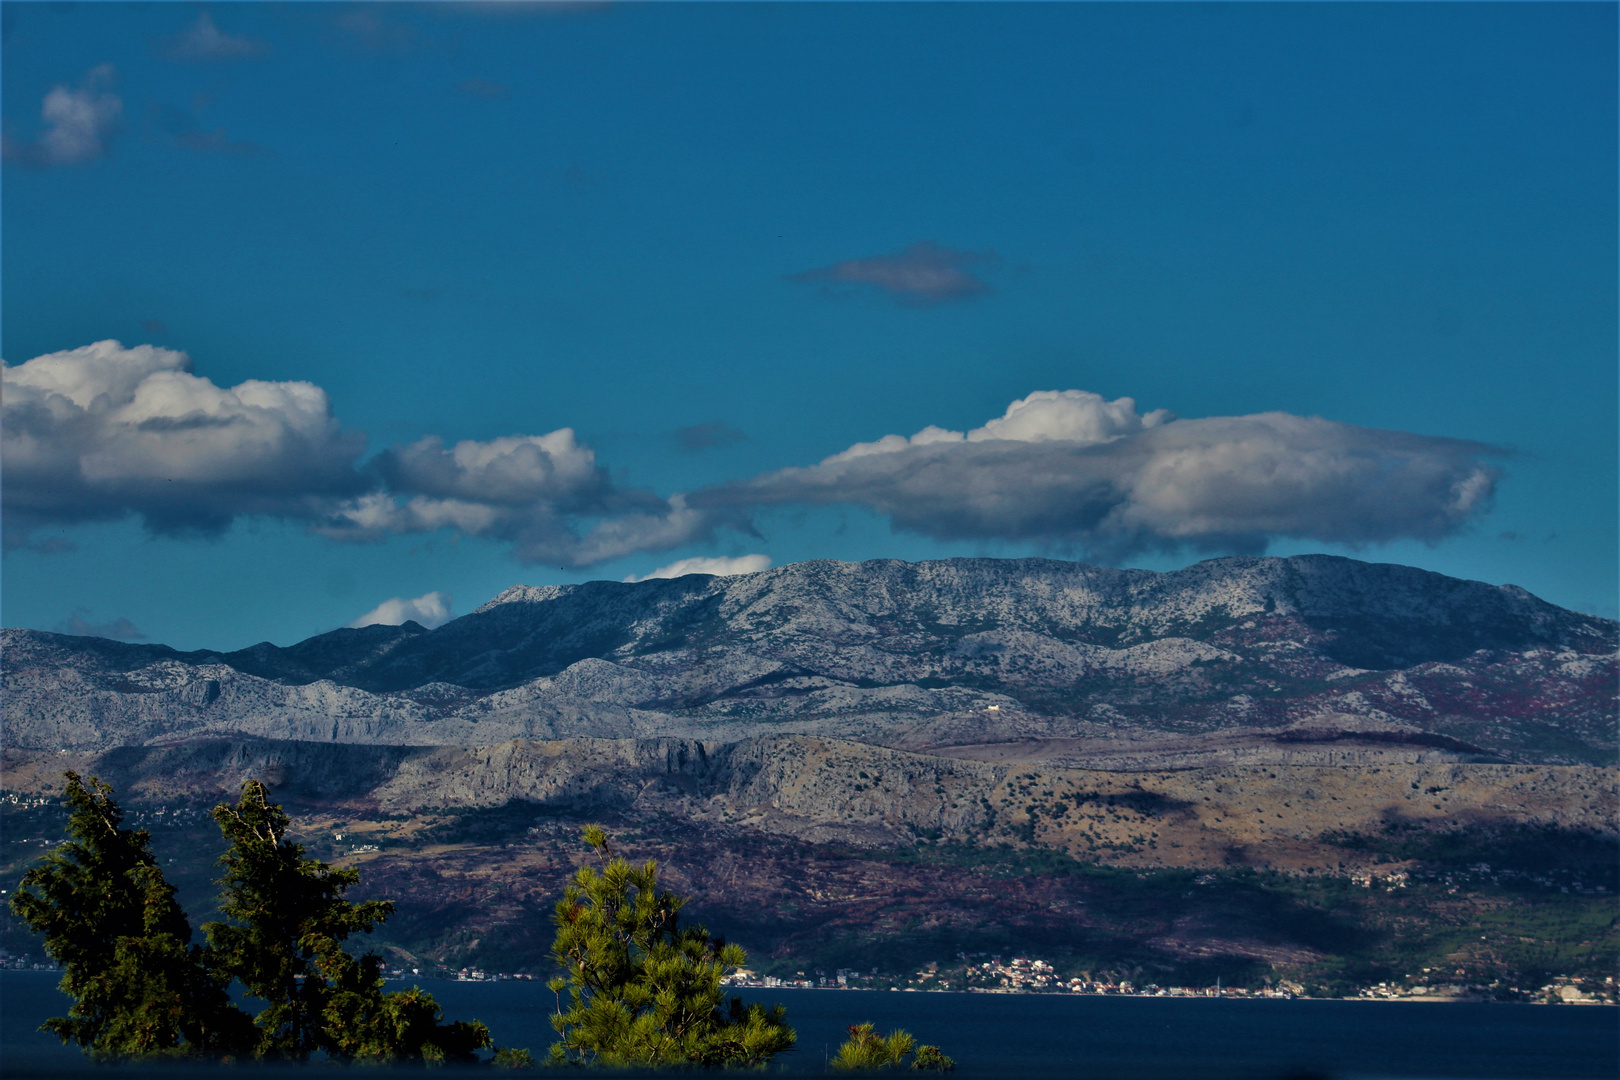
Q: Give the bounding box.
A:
[4,555,1615,765]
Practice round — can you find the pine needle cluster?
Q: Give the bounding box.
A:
[832,1023,956,1072]
[545,824,796,1067]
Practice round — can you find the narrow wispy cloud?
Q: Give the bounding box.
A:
[693,390,1504,560]
[2,64,122,168]
[318,483,725,568]
[458,77,509,99]
[624,554,771,582]
[334,9,419,53]
[789,241,998,306]
[54,611,147,640]
[150,103,266,157]
[159,13,268,62]
[349,591,452,629]
[673,421,747,452]
[444,1,615,19]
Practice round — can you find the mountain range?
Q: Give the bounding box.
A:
[4,554,1614,767]
[4,554,1616,988]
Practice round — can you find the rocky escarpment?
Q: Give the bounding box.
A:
[4,555,1615,764]
[5,735,1612,869]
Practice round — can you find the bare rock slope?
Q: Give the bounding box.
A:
[4,554,1615,765]
[5,733,1611,872]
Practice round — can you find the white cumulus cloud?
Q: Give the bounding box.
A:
[375,431,607,505]
[349,591,453,630]
[823,390,1170,463]
[969,389,1174,444]
[624,554,772,582]
[6,346,1509,572]
[694,390,1503,560]
[2,340,367,545]
[3,64,123,167]
[4,340,735,566]
[320,434,730,566]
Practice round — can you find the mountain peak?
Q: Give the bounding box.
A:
[473,583,572,613]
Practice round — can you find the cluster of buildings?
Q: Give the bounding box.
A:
[1407,863,1610,896]
[0,948,58,972]
[1350,869,1410,888]
[382,964,537,983]
[722,969,817,989]
[1540,980,1614,1005]
[722,957,1303,998]
[953,957,1299,998]
[954,956,1061,991]
[1356,976,1615,1005]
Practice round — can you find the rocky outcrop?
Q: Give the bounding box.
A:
[7,735,1611,868]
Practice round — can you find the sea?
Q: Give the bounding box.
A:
[0,972,1614,1079]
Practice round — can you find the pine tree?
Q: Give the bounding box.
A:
[7,772,254,1060]
[546,825,796,1067]
[832,1023,914,1070]
[832,1023,955,1071]
[205,779,493,1063]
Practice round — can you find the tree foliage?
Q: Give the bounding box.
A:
[206,779,493,1064]
[833,1023,955,1072]
[7,772,254,1060]
[546,824,795,1067]
[913,1044,958,1072]
[9,773,515,1067]
[832,1023,914,1070]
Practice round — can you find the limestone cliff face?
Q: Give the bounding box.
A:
[4,554,1615,764]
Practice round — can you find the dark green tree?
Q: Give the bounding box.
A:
[912,1045,958,1072]
[206,779,493,1063]
[546,825,795,1067]
[7,772,254,1060]
[320,961,494,1065]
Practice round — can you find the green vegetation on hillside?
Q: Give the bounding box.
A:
[5,789,1614,1007]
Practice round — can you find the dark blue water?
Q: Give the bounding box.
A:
[2,972,1614,1078]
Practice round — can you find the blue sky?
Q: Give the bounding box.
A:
[3,2,1615,650]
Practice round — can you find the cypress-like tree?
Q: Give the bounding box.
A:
[320,955,495,1065]
[7,772,254,1060]
[206,779,492,1063]
[546,825,795,1067]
